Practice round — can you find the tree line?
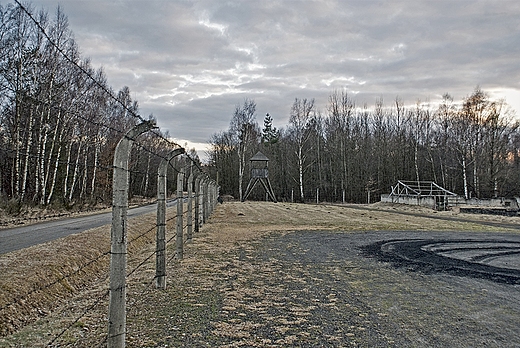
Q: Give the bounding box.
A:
[209,88,520,203]
[0,3,195,212]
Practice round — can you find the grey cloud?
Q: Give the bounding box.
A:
[30,0,520,148]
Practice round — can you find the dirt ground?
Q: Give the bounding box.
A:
[1,201,519,347]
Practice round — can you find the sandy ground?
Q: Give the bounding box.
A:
[1,201,519,347]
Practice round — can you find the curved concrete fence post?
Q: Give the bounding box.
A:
[208,181,213,215]
[186,167,195,242]
[209,181,216,215]
[203,176,210,224]
[199,176,207,228]
[155,147,184,290]
[108,120,155,348]
[194,173,204,233]
[176,167,185,260]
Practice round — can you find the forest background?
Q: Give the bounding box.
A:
[209,89,519,204]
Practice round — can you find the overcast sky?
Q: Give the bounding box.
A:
[27,0,520,156]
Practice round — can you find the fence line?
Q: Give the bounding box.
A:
[38,177,213,346]
[5,176,215,346]
[107,123,218,347]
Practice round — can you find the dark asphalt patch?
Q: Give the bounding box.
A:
[362,239,520,285]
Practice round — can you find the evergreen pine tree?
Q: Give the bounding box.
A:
[262,113,278,144]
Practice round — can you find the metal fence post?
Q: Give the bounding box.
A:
[176,167,185,259]
[155,147,184,289]
[108,121,154,348]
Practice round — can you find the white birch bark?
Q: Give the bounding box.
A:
[90,140,100,198]
[80,145,88,200]
[462,156,469,199]
[68,138,83,202]
[20,107,35,201]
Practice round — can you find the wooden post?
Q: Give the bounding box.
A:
[176,168,184,259]
[108,121,154,348]
[155,147,184,289]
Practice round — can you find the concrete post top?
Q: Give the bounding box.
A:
[126,120,157,140]
[167,147,185,161]
[159,147,185,173]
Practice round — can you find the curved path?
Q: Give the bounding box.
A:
[363,235,520,284]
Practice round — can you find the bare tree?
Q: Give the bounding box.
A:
[326,90,354,199]
[288,98,315,202]
[434,93,457,189]
[229,98,259,201]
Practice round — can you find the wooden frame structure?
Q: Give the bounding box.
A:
[387,180,460,210]
[390,180,457,198]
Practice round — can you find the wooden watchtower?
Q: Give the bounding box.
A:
[242,151,277,202]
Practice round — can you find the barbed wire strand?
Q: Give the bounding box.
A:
[13,0,146,123]
[9,4,205,174]
[3,78,203,183]
[46,289,110,347]
[43,216,159,346]
[0,250,110,313]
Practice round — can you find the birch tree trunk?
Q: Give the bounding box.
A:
[90,140,100,199]
[42,105,62,205]
[298,146,304,201]
[63,137,73,201]
[13,72,21,198]
[462,156,469,199]
[238,145,244,201]
[68,139,83,202]
[230,99,257,201]
[80,145,88,200]
[46,110,68,205]
[142,152,151,196]
[34,106,48,202]
[20,107,35,201]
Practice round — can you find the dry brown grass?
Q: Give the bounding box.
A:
[0,211,159,339]
[0,201,517,347]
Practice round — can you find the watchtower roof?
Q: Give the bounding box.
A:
[250,151,269,162]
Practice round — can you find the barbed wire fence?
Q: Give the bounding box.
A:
[0,2,220,347]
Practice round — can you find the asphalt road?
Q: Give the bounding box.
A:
[0,200,178,255]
